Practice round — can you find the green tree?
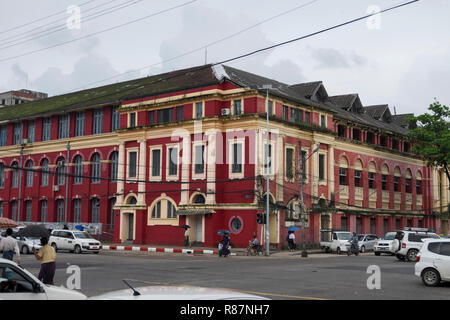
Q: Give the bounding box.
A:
[407,100,450,184]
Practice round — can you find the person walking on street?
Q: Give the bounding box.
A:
[32,237,56,285]
[0,228,21,264]
[222,234,230,257]
[288,231,296,252]
[184,228,190,247]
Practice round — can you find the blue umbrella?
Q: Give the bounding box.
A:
[75,225,84,231]
[217,230,231,235]
[288,226,299,232]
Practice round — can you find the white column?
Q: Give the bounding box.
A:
[206,130,218,205]
[138,139,146,204]
[117,142,125,205]
[328,144,335,200]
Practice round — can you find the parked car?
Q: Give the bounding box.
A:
[16,236,42,254]
[320,230,353,254]
[90,283,269,300]
[49,230,101,254]
[357,234,379,253]
[374,232,396,256]
[390,228,441,261]
[0,258,86,300]
[415,239,450,287]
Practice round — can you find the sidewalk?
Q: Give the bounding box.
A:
[100,243,326,257]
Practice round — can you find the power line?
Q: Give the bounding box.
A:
[2,163,258,186]
[0,0,198,63]
[65,0,321,93]
[0,0,147,50]
[0,0,418,125]
[0,0,97,36]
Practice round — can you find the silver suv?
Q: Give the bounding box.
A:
[391,228,441,262]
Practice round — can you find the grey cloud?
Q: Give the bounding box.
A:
[311,47,368,69]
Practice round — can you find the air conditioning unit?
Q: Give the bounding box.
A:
[53,185,59,192]
[221,108,231,116]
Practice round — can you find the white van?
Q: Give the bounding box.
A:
[49,230,101,254]
[320,230,353,254]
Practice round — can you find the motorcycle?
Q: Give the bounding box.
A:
[246,241,263,256]
[346,240,360,256]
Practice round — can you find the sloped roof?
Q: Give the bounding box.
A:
[0,63,411,136]
[364,105,389,120]
[0,65,220,122]
[392,113,414,128]
[288,81,323,98]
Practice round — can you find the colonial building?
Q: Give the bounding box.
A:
[0,64,448,248]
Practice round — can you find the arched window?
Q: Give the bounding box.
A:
[394,166,401,192]
[11,200,17,220]
[40,159,49,186]
[339,157,348,186]
[73,199,82,223]
[26,160,34,187]
[73,155,83,184]
[354,159,363,187]
[368,161,376,189]
[0,163,4,188]
[91,198,100,223]
[11,161,19,188]
[151,198,177,219]
[91,153,101,184]
[110,151,118,181]
[127,196,137,205]
[40,200,48,222]
[416,171,423,195]
[56,199,65,222]
[193,194,206,204]
[405,169,412,193]
[381,164,389,191]
[56,157,65,186]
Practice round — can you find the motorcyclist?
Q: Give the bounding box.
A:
[348,232,359,255]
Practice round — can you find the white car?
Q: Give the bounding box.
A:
[357,234,379,253]
[374,232,396,256]
[90,282,269,300]
[0,258,86,300]
[391,228,441,262]
[320,230,353,254]
[415,239,450,287]
[49,230,101,254]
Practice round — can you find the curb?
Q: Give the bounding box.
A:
[100,245,237,256]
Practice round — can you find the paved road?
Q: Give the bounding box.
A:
[17,250,450,300]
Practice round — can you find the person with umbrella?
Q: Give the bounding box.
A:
[32,237,56,285]
[0,228,20,264]
[222,231,231,257]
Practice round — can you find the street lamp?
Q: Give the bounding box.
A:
[262,84,272,257]
[299,144,320,258]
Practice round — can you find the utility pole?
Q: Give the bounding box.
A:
[17,144,24,223]
[64,141,70,224]
[299,143,320,258]
[264,86,270,257]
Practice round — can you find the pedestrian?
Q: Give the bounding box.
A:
[222,233,230,257]
[0,228,21,264]
[184,228,190,247]
[32,237,56,285]
[218,241,223,257]
[288,231,296,252]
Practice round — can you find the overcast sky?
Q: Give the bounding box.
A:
[0,0,448,116]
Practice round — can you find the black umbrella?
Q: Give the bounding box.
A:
[17,225,50,238]
[179,225,191,229]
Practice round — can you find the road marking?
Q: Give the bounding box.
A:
[123,278,328,300]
